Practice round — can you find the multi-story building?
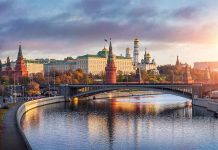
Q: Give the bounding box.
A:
[25,60,44,76]
[44,60,77,75]
[76,47,134,75]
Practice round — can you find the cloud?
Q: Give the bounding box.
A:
[0,0,217,65]
[172,6,200,19]
[0,0,13,14]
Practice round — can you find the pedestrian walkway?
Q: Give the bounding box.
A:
[0,103,29,150]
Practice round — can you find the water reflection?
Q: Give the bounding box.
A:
[22,94,218,150]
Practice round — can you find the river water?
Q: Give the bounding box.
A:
[21,93,218,150]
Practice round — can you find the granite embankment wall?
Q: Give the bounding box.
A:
[16,96,65,150]
[193,98,218,113]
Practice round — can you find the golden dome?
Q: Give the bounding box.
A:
[102,46,108,51]
[146,53,151,57]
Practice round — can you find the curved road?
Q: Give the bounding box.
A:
[0,103,28,150]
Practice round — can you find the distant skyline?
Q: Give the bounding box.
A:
[0,0,217,65]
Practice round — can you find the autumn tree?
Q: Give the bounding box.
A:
[27,81,40,96]
[32,73,45,84]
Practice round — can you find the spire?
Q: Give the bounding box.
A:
[109,39,112,54]
[144,48,147,60]
[17,44,23,60]
[107,38,114,62]
[176,56,180,66]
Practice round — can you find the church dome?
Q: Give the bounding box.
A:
[102,47,108,51]
[146,53,151,58]
[134,38,139,42]
[97,47,109,57]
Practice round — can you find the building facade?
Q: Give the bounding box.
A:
[25,60,44,76]
[44,60,77,75]
[76,47,134,75]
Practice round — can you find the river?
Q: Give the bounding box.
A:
[21,92,218,150]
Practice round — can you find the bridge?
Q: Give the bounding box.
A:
[59,83,209,100]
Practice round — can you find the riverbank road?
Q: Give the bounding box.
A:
[0,102,28,150]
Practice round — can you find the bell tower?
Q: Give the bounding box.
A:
[133,38,140,66]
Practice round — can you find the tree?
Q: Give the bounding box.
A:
[32,73,45,84]
[27,81,40,96]
[117,70,124,82]
[1,76,10,85]
[141,70,148,83]
[20,77,29,85]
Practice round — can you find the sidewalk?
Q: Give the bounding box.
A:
[0,103,29,150]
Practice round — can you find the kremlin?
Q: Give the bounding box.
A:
[0,38,214,84]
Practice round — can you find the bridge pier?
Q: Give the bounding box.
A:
[192,84,203,98]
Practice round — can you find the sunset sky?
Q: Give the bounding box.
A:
[0,0,218,65]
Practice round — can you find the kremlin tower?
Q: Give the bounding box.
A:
[105,39,117,84]
[1,57,13,77]
[14,44,28,78]
[6,57,12,73]
[133,38,139,66]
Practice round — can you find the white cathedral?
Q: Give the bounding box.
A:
[139,49,159,74]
